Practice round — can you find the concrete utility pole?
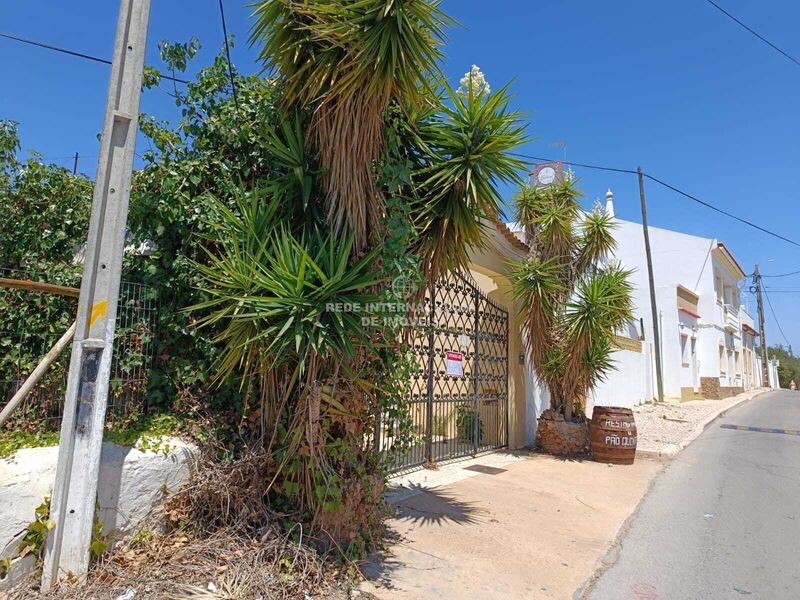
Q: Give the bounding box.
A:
[41,0,151,587]
[753,265,770,387]
[638,167,664,402]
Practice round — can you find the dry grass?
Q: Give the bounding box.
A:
[7,451,361,600]
[8,524,350,600]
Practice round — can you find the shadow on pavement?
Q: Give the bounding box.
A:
[391,483,484,527]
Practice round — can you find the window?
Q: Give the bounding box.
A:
[715,275,723,304]
[735,351,741,376]
[681,334,690,367]
[719,345,726,374]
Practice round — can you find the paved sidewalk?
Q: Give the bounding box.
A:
[634,387,768,457]
[360,452,663,600]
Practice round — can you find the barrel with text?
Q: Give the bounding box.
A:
[590,406,637,465]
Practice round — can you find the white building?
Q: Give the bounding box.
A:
[507,188,778,418]
[600,189,777,404]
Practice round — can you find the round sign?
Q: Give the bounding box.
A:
[537,166,557,185]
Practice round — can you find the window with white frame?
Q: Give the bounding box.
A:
[681,334,690,367]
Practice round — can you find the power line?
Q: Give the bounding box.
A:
[702,0,800,70]
[0,31,189,84]
[643,173,800,249]
[762,268,800,279]
[512,151,800,249]
[763,287,791,346]
[509,152,637,175]
[217,0,240,112]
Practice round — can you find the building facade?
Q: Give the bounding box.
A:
[604,189,775,403]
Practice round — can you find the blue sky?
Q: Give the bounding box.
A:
[2,0,799,349]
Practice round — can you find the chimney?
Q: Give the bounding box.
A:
[605,188,615,217]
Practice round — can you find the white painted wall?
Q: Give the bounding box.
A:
[0,438,195,589]
[608,201,752,399]
[589,340,655,410]
[523,364,550,446]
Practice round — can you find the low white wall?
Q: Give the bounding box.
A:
[589,340,655,411]
[0,437,195,589]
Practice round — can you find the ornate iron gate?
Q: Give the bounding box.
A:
[383,270,509,472]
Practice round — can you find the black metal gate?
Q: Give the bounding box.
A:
[383,270,509,472]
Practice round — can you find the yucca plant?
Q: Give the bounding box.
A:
[250,0,453,249]
[191,186,387,519]
[409,76,527,283]
[511,179,633,420]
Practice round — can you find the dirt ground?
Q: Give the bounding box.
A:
[359,452,664,600]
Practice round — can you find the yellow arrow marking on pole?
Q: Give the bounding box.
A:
[89,300,108,327]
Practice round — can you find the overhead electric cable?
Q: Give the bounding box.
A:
[509,152,637,175]
[218,0,240,112]
[762,269,800,278]
[511,151,800,249]
[702,0,800,70]
[763,288,791,346]
[0,31,189,84]
[642,173,800,249]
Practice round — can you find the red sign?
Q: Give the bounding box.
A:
[446,351,464,377]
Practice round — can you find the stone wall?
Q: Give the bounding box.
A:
[719,386,744,399]
[700,377,721,400]
[699,377,743,400]
[0,437,195,591]
[536,409,589,455]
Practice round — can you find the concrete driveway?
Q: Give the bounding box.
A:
[360,452,663,600]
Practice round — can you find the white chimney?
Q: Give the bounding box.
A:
[605,188,615,218]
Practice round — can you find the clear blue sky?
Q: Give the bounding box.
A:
[2,1,799,350]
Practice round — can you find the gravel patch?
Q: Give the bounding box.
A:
[634,389,767,455]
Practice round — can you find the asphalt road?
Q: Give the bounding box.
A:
[584,390,800,600]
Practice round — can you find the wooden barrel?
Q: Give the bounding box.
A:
[590,406,637,465]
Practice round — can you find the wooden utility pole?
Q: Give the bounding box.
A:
[638,167,664,402]
[72,152,79,175]
[41,0,151,587]
[754,264,770,386]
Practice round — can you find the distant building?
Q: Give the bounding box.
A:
[506,187,779,411]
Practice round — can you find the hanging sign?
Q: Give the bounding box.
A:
[532,161,563,188]
[446,351,464,378]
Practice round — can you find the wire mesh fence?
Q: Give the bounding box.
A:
[0,268,158,432]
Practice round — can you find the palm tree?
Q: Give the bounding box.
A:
[250,0,453,249]
[511,178,633,420]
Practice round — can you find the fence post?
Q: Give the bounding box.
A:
[472,287,480,456]
[424,282,436,465]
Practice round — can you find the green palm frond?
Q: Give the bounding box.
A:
[513,183,547,243]
[413,81,528,281]
[578,210,617,272]
[190,188,385,384]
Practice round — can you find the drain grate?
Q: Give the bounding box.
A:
[463,464,507,475]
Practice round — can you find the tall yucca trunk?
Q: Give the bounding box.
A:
[311,90,389,249]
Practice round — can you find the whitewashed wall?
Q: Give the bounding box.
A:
[0,438,195,590]
[588,339,655,411]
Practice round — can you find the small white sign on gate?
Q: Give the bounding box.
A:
[446,351,464,378]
